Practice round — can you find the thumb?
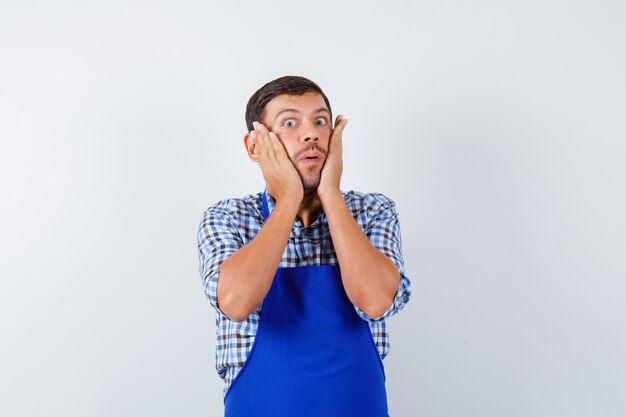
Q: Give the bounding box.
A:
[332,114,348,135]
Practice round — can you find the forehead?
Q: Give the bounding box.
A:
[263,92,328,120]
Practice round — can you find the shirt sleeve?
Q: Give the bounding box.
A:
[353,193,412,323]
[197,204,244,316]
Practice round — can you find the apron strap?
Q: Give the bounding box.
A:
[261,189,270,222]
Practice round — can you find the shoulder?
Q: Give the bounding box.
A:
[342,190,397,215]
[199,191,263,225]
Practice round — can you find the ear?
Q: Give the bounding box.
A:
[243,132,259,162]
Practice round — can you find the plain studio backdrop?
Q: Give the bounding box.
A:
[1,1,625,416]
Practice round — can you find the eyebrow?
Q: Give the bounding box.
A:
[274,107,330,120]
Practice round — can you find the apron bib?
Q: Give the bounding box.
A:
[223,192,389,417]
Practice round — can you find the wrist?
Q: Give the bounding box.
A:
[274,196,301,214]
[318,188,343,205]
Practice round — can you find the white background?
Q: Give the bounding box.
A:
[1,1,625,416]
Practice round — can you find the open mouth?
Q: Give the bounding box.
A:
[298,148,325,165]
[301,156,322,164]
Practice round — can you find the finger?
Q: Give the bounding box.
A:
[250,130,267,161]
[330,115,348,147]
[253,122,273,151]
[252,130,273,168]
[268,131,289,166]
[333,114,348,134]
[253,121,277,164]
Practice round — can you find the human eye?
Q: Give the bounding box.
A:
[282,118,297,128]
[314,117,327,126]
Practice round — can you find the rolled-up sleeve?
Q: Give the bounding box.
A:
[197,204,244,316]
[353,193,412,322]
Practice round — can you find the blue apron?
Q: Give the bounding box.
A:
[223,191,389,417]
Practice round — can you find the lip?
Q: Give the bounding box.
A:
[299,151,324,164]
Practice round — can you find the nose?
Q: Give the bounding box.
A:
[301,120,319,143]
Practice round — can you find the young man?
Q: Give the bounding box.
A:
[198,76,411,417]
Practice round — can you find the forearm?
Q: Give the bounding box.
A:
[321,191,400,318]
[217,200,298,322]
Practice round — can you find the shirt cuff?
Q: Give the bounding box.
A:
[353,273,411,322]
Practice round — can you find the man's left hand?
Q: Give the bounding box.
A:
[318,114,348,199]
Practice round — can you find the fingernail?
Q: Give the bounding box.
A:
[250,131,256,138]
[253,121,258,127]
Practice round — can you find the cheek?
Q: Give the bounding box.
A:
[271,128,287,143]
[273,126,291,140]
[319,129,332,147]
[273,130,297,155]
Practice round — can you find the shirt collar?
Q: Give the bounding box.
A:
[262,189,327,230]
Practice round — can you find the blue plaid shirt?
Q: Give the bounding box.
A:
[197,190,411,396]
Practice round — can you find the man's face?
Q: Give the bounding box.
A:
[261,92,332,196]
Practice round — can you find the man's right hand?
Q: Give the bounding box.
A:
[251,121,303,206]
[217,121,302,322]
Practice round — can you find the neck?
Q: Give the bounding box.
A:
[297,192,323,227]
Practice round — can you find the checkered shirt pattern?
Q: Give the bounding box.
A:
[197,190,411,397]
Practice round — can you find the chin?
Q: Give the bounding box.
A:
[302,177,320,196]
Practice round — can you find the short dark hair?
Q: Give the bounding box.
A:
[245,75,332,132]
